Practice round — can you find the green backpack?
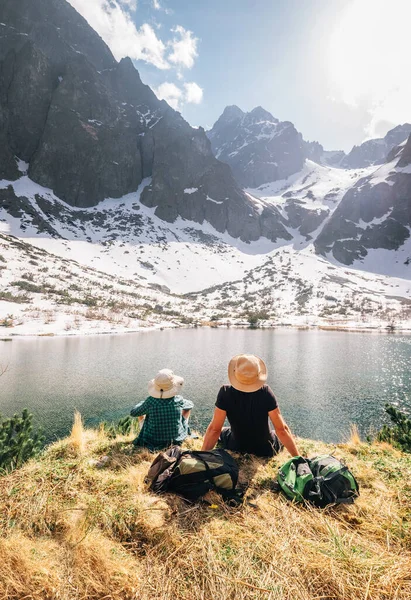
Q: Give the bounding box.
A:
[277,455,359,508]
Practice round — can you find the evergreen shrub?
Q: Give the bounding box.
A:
[375,404,411,453]
[0,409,45,474]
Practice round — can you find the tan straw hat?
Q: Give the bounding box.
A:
[228,354,267,393]
[148,369,184,399]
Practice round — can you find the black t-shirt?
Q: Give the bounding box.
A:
[216,384,278,455]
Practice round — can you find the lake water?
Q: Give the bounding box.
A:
[1,328,411,445]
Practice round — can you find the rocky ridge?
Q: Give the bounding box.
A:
[341,124,411,169]
[207,105,305,188]
[315,135,411,266]
[207,106,410,186]
[246,160,367,243]
[303,141,345,167]
[0,0,293,244]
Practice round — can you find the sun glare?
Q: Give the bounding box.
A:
[329,0,411,137]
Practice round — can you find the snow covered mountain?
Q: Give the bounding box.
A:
[286,125,411,172]
[207,104,408,184]
[0,0,293,244]
[315,135,411,272]
[341,124,411,169]
[245,160,367,241]
[303,141,346,167]
[207,106,305,188]
[1,0,411,335]
[2,153,411,335]
[303,124,411,170]
[187,246,411,327]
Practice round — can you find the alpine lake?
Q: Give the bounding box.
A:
[1,328,411,445]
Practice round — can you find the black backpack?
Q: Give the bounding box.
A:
[146,446,239,501]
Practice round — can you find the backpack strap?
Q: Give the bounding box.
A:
[169,451,237,492]
[170,455,226,487]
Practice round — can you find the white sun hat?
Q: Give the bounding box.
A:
[148,369,184,399]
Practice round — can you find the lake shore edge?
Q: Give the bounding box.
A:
[2,319,411,339]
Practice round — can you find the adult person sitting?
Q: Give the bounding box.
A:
[131,368,194,451]
[202,354,299,457]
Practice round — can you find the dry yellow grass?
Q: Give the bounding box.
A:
[349,423,361,445]
[69,410,85,455]
[0,427,410,600]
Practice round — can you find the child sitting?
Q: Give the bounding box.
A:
[131,369,194,451]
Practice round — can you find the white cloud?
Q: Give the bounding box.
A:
[120,0,137,11]
[184,82,203,104]
[155,82,183,109]
[67,2,199,73]
[67,0,169,69]
[329,0,411,139]
[168,26,198,69]
[156,81,203,109]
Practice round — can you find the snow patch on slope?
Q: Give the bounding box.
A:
[1,160,411,334]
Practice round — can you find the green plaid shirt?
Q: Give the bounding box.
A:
[131,395,194,451]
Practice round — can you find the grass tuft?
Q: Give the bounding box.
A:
[349,423,362,445]
[70,410,85,455]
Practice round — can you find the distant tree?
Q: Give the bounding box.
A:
[247,310,269,329]
[247,313,260,329]
[210,314,224,322]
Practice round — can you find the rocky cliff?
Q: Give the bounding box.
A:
[207,105,305,188]
[315,135,411,265]
[303,141,345,167]
[0,0,292,243]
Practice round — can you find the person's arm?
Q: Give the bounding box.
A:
[269,408,299,457]
[201,407,226,451]
[130,398,149,418]
[180,396,194,421]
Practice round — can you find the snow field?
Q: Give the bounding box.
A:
[1,159,411,335]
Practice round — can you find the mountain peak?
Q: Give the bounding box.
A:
[248,106,277,123]
[343,123,411,169]
[118,56,135,70]
[220,105,244,121]
[207,105,304,187]
[384,123,411,148]
[386,123,411,135]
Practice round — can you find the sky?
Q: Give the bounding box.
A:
[67,0,411,152]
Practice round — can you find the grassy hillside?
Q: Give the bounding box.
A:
[0,423,410,600]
